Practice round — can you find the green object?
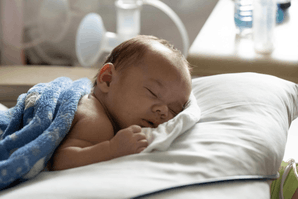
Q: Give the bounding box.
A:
[271,161,298,199]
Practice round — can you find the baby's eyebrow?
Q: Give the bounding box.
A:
[149,78,164,88]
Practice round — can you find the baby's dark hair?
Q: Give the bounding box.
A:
[93,35,191,87]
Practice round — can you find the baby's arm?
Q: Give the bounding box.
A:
[51,125,148,170]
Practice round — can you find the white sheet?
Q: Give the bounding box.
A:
[141,92,201,152]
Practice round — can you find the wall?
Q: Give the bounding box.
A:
[2,0,218,66]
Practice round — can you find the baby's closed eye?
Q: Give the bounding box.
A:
[169,108,178,117]
[145,87,158,98]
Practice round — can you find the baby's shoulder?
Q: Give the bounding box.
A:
[75,95,102,119]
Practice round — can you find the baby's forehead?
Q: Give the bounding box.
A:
[146,45,186,66]
[143,50,190,79]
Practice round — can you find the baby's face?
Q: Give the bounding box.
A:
[105,44,192,130]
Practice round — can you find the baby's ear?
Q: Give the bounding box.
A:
[96,63,114,93]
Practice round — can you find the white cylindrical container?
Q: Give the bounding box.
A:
[253,0,277,54]
[115,0,142,42]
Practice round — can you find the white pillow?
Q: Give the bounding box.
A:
[190,72,298,177]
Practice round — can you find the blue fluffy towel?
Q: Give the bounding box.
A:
[0,77,91,190]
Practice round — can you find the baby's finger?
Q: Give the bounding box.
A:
[136,147,147,153]
[129,125,142,133]
[134,132,147,141]
[137,139,148,148]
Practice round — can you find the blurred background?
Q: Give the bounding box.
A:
[0,0,218,67]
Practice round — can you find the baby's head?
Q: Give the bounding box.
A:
[93,35,192,131]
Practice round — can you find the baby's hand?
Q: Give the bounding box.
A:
[109,125,148,158]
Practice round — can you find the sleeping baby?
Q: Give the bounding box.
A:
[49,35,192,170]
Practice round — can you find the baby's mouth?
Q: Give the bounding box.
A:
[141,119,156,128]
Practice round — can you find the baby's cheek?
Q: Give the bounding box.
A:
[166,113,175,121]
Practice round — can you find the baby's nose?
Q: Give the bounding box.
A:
[152,104,169,120]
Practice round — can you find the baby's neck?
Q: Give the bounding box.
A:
[91,91,120,134]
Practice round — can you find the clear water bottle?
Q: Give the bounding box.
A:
[234,0,253,36]
[234,0,291,37]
